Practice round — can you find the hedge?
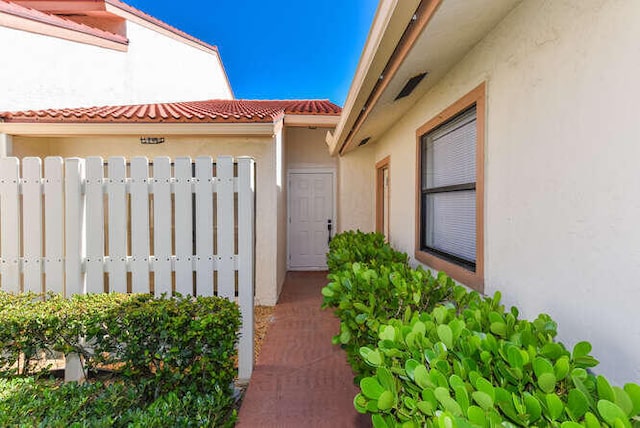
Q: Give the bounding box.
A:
[0,292,241,426]
[323,231,640,428]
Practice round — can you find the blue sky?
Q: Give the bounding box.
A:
[124,1,378,106]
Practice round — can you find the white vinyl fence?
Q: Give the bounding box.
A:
[0,155,255,380]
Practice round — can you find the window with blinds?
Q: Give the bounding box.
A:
[420,106,477,271]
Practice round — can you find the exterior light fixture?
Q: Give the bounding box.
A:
[140,137,165,144]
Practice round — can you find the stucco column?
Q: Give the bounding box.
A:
[0,133,13,157]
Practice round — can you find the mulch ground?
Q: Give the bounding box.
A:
[253,306,276,362]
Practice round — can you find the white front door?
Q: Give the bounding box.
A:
[288,172,334,269]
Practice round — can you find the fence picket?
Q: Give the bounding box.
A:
[216,156,234,299]
[0,155,254,381]
[152,157,172,296]
[0,157,21,292]
[85,157,105,294]
[107,157,127,293]
[44,157,64,295]
[64,158,85,296]
[237,157,255,381]
[195,156,214,296]
[22,157,43,294]
[130,157,150,293]
[174,157,193,296]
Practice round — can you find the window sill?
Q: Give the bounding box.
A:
[415,249,484,293]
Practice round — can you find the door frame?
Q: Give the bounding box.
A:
[376,156,390,239]
[287,168,337,270]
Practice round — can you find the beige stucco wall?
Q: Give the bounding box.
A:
[337,142,375,233]
[0,20,231,112]
[285,127,337,169]
[340,0,640,384]
[13,134,283,305]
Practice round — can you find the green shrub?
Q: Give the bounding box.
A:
[324,231,640,428]
[323,262,457,378]
[0,292,241,426]
[0,292,130,376]
[327,230,408,272]
[0,377,237,427]
[89,294,240,399]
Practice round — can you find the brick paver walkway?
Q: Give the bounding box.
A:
[237,271,371,428]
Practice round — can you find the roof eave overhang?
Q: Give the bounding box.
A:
[0,122,277,137]
[327,0,425,156]
[284,114,340,128]
[329,0,523,156]
[0,8,128,50]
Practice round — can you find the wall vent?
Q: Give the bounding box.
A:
[395,72,428,101]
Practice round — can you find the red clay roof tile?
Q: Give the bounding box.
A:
[0,100,342,124]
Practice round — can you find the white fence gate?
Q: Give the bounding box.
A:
[0,155,255,380]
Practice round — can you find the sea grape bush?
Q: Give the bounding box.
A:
[323,231,640,427]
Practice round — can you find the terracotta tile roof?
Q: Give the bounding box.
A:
[0,100,342,124]
[105,0,217,53]
[0,0,128,44]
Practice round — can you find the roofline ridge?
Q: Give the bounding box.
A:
[105,0,218,53]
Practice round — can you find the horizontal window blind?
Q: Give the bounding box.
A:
[422,107,476,190]
[424,191,476,262]
[420,105,477,269]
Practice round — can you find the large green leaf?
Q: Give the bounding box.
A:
[545,393,564,421]
[507,346,523,369]
[554,356,570,381]
[467,405,486,428]
[597,375,616,403]
[475,377,495,401]
[454,385,470,413]
[572,341,592,360]
[378,367,396,393]
[523,393,542,423]
[597,400,629,427]
[361,377,385,400]
[624,383,640,416]
[362,348,382,367]
[437,324,453,349]
[583,411,601,428]
[378,390,395,411]
[405,359,419,381]
[540,342,565,360]
[489,322,507,337]
[380,325,395,342]
[533,357,554,377]
[538,372,557,394]
[414,364,430,389]
[472,391,494,411]
[567,389,590,419]
[354,393,368,414]
[372,414,389,428]
[571,370,595,410]
[613,386,634,417]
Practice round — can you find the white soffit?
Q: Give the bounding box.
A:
[327,0,420,154]
[342,0,522,154]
